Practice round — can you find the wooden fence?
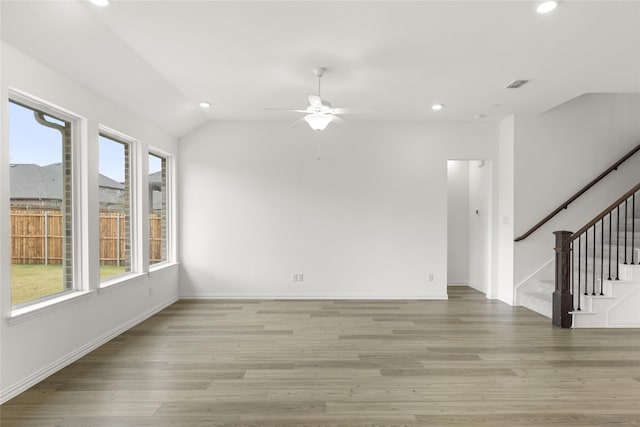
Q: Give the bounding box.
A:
[10,208,164,265]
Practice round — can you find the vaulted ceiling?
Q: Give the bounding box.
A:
[2,1,639,137]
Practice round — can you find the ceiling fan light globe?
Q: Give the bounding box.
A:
[537,1,557,14]
[304,113,333,131]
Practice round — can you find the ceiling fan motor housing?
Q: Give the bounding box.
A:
[313,67,326,78]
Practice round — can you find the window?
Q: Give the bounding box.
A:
[98,134,133,281]
[9,100,74,306]
[148,152,167,265]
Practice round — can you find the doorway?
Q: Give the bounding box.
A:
[447,160,492,295]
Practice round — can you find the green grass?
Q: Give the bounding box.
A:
[11,264,126,306]
[99,264,129,281]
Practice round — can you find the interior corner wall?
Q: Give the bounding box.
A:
[513,93,640,287]
[497,116,515,304]
[0,43,180,403]
[468,160,492,294]
[179,121,498,299]
[447,161,470,285]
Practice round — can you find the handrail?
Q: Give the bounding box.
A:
[570,181,640,241]
[515,142,640,242]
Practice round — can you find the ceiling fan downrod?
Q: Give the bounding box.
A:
[314,67,326,97]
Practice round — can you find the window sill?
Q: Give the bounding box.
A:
[7,290,95,326]
[98,272,147,294]
[149,261,180,275]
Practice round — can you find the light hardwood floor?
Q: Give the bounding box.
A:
[1,287,639,426]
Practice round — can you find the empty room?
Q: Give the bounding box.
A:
[1,1,640,425]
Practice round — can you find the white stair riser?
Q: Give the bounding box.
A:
[572,312,602,328]
[620,263,640,281]
[572,276,640,328]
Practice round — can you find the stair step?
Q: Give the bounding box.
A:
[571,310,603,328]
[521,291,552,319]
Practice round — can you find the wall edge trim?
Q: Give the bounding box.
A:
[180,293,448,300]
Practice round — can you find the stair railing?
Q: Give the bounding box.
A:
[516,143,640,242]
[554,182,640,328]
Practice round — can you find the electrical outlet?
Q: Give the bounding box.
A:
[428,273,434,282]
[299,273,304,281]
[291,273,297,282]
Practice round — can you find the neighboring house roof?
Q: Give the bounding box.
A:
[10,163,124,200]
[44,163,124,191]
[149,171,163,186]
[10,164,62,200]
[98,174,125,191]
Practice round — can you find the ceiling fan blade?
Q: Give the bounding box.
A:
[263,108,309,113]
[331,107,372,115]
[308,94,323,108]
[332,115,347,125]
[288,117,307,128]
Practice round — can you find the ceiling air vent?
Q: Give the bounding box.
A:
[506,80,529,89]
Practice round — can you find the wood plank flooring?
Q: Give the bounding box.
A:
[1,287,639,426]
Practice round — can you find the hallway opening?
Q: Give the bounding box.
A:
[447,160,492,295]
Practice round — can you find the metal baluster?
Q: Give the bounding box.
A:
[579,235,583,300]
[608,213,612,280]
[592,224,596,295]
[632,192,636,265]
[624,199,628,264]
[616,205,620,280]
[570,240,574,296]
[600,219,604,295]
[585,230,589,295]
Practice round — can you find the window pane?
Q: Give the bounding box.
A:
[99,134,131,280]
[9,100,73,305]
[149,153,167,264]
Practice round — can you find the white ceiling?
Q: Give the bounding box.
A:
[2,1,639,137]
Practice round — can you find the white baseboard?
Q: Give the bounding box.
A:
[180,293,448,300]
[466,282,487,294]
[0,297,178,405]
[497,294,515,306]
[607,320,640,328]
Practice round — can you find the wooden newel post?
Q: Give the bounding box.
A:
[553,231,573,328]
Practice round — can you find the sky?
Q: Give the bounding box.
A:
[9,102,162,183]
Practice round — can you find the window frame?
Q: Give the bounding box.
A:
[97,126,142,287]
[8,89,86,311]
[147,147,175,270]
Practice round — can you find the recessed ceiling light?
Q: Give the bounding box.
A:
[432,104,444,111]
[537,1,558,14]
[89,0,109,6]
[199,102,211,108]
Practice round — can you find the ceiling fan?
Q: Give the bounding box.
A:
[264,67,355,131]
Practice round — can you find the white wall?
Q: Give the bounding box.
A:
[468,160,492,293]
[179,121,498,299]
[0,44,180,403]
[497,116,515,303]
[514,94,640,287]
[447,161,469,285]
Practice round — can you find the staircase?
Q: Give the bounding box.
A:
[515,144,640,328]
[572,253,640,327]
[519,186,640,327]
